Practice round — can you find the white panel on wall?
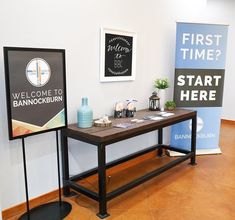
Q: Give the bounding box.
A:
[0,0,234,210]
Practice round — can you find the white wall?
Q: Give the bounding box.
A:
[0,0,234,210]
[0,200,2,220]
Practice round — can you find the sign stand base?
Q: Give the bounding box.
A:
[19,131,72,220]
[18,201,71,220]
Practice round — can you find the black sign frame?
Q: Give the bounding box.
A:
[4,47,68,140]
[100,28,137,82]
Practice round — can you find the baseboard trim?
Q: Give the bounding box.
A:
[2,189,59,220]
[2,151,156,220]
[221,119,235,125]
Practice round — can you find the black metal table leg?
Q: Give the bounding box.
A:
[157,128,163,157]
[97,144,110,219]
[61,131,71,196]
[190,115,197,165]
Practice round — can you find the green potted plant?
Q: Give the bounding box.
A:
[165,100,176,111]
[154,78,170,90]
[154,78,169,111]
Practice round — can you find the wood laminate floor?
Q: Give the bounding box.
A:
[7,122,235,220]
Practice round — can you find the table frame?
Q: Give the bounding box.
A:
[61,110,197,218]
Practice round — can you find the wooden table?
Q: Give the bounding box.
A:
[61,109,197,218]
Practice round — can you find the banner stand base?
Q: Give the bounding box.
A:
[18,201,72,220]
[167,148,222,156]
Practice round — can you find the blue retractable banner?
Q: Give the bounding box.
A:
[171,22,228,154]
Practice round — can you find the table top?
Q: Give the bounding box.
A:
[62,109,196,145]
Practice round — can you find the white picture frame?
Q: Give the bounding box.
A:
[100,28,137,82]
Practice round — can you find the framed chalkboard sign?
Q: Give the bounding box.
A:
[100,28,137,82]
[3,47,67,140]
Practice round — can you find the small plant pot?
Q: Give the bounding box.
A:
[165,101,176,111]
[166,107,175,111]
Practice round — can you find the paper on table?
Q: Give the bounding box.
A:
[162,113,175,117]
[131,119,144,123]
[151,116,163,121]
[156,111,167,115]
[143,115,156,120]
[115,123,133,128]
